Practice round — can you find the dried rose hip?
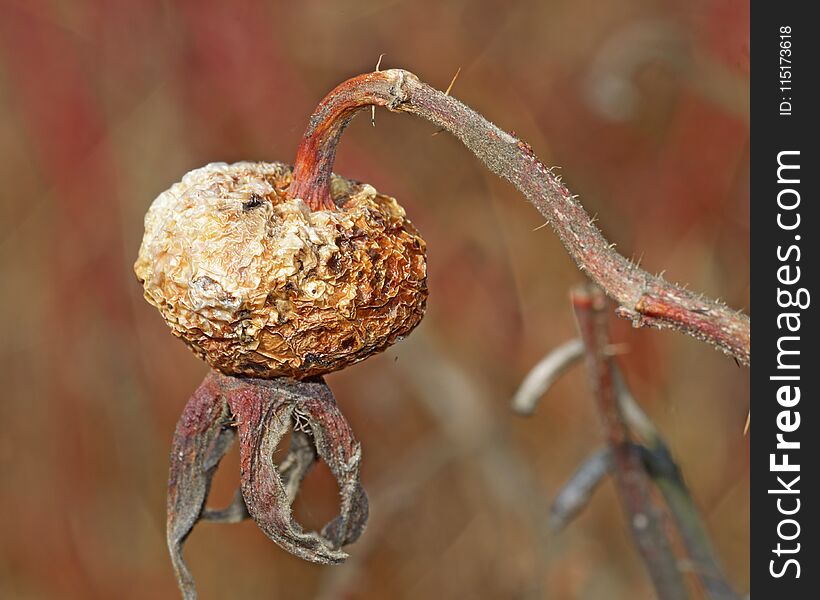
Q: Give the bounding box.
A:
[136,70,436,600]
[135,161,427,379]
[136,66,749,599]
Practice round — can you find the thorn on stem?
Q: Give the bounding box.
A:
[372,54,386,128]
[444,67,461,96]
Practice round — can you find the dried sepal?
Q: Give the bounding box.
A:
[166,373,236,600]
[200,489,249,524]
[135,162,427,380]
[277,429,319,505]
[165,371,371,597]
[293,382,369,547]
[224,375,368,562]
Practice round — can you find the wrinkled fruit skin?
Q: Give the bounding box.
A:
[135,162,427,379]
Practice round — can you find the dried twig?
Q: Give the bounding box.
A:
[549,447,611,531]
[516,330,739,598]
[615,372,739,600]
[571,285,688,600]
[511,338,585,415]
[290,69,750,365]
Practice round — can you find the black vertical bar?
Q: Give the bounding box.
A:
[753,3,817,596]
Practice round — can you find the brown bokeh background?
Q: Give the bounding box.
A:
[0,1,749,598]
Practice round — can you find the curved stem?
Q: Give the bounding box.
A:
[289,68,750,365]
[289,71,409,210]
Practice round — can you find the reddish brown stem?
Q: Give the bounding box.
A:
[289,69,750,365]
[572,285,688,600]
[289,71,409,210]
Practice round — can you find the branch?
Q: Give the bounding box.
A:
[572,285,688,600]
[549,447,611,532]
[616,372,739,600]
[515,329,739,598]
[290,69,750,365]
[511,338,585,415]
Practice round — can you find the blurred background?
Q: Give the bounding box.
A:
[0,1,748,598]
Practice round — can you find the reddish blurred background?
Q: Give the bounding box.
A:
[0,1,748,598]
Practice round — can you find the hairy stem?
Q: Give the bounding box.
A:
[289,69,750,365]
